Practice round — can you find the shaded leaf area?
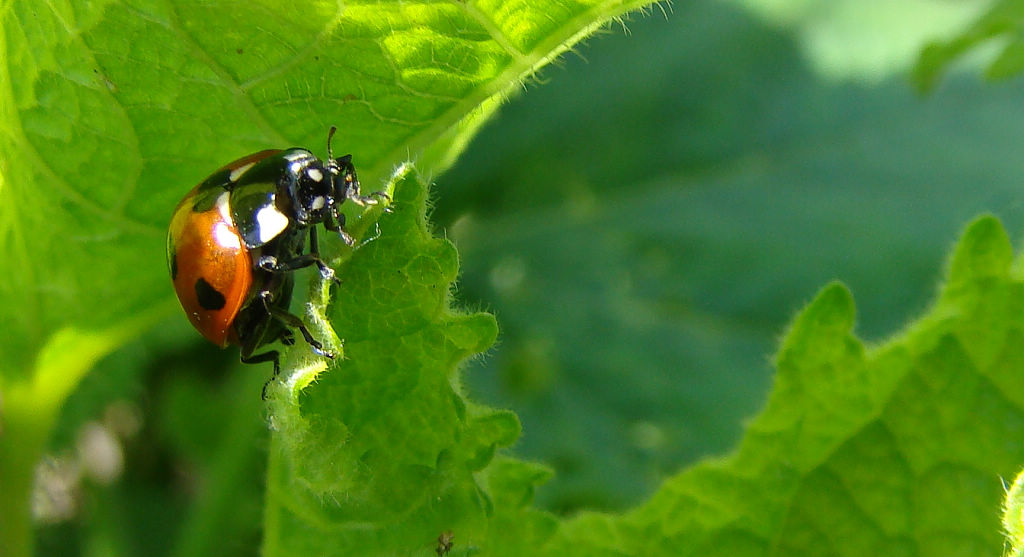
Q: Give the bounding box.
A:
[36,321,269,557]
[438,0,1024,512]
[542,216,1024,555]
[913,0,1024,91]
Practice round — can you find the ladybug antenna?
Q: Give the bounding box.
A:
[326,126,338,161]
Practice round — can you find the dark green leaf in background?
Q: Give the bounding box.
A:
[540,217,1024,555]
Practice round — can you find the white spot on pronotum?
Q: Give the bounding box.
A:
[213,222,241,249]
[229,162,256,182]
[256,205,289,243]
[307,167,324,182]
[311,196,326,210]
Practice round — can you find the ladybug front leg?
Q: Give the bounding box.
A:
[335,170,387,207]
[257,228,341,284]
[325,212,384,247]
[324,212,356,246]
[346,189,390,207]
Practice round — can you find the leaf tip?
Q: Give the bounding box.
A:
[796,281,855,334]
[454,312,499,354]
[945,214,1011,287]
[911,43,948,94]
[775,281,856,364]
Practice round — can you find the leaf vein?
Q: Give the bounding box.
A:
[239,0,349,92]
[157,0,289,146]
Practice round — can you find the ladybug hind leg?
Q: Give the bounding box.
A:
[279,329,296,346]
[257,290,334,360]
[243,292,334,399]
[239,350,281,400]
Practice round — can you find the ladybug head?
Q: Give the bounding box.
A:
[285,127,360,227]
[324,125,361,213]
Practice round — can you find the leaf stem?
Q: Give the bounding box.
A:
[0,384,50,557]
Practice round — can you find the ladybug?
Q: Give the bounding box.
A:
[167,127,384,395]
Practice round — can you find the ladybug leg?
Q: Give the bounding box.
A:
[239,349,280,400]
[258,291,335,360]
[343,178,391,208]
[256,229,340,284]
[346,190,390,208]
[247,289,334,399]
[306,227,340,283]
[279,329,296,346]
[325,212,383,247]
[325,212,356,246]
[240,326,301,399]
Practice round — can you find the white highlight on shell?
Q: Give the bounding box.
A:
[213,193,241,248]
[307,167,324,182]
[256,205,290,243]
[229,162,256,182]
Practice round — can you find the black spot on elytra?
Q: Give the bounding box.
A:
[170,250,178,280]
[195,277,226,310]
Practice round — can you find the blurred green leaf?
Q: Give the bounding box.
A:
[734,0,992,83]
[440,0,1024,513]
[913,0,1024,91]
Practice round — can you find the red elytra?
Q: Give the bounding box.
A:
[166,150,282,346]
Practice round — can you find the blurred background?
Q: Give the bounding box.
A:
[38,0,1024,553]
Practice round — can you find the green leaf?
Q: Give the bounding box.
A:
[263,176,1024,553]
[0,0,655,555]
[527,216,1024,555]
[263,167,559,555]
